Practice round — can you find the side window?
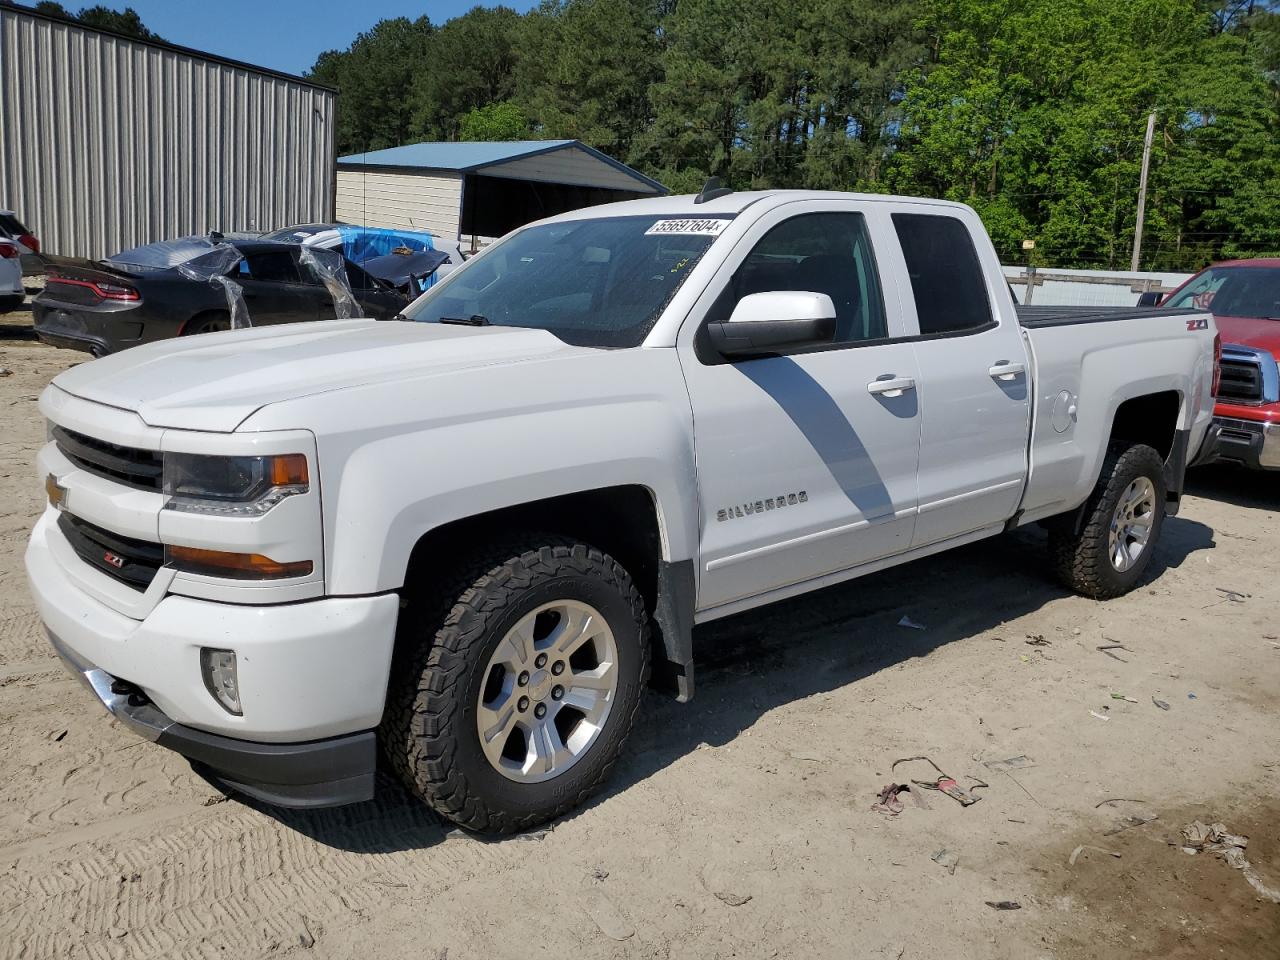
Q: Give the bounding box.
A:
[892,213,993,335]
[708,212,887,345]
[1166,269,1230,311]
[242,251,301,284]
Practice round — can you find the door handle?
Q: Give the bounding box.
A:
[988,361,1026,381]
[867,376,916,398]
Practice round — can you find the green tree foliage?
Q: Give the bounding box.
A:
[459,101,531,140]
[306,0,1280,268]
[32,2,162,40]
[308,17,434,155]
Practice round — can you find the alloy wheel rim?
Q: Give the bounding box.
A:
[1108,476,1156,572]
[475,599,618,784]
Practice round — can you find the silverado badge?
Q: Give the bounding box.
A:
[717,491,807,522]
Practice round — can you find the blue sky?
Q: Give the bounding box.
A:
[77,1,537,77]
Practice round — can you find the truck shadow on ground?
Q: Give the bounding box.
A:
[1186,463,1280,512]
[248,513,1215,852]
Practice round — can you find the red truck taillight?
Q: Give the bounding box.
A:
[1212,333,1222,398]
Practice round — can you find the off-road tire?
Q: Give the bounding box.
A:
[381,539,651,833]
[1049,441,1166,599]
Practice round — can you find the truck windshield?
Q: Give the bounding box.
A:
[1165,266,1280,319]
[401,215,731,347]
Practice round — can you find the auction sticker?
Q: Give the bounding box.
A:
[645,218,730,236]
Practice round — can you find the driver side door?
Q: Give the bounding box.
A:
[679,201,923,614]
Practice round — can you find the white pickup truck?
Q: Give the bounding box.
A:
[27,188,1217,833]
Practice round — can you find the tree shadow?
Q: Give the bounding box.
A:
[239,515,1214,851]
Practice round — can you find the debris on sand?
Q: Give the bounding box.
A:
[984,900,1021,911]
[1104,812,1158,836]
[983,756,1035,774]
[932,848,959,875]
[1096,643,1132,662]
[1152,698,1171,711]
[1181,820,1280,903]
[1069,845,1120,866]
[872,783,909,817]
[892,756,985,807]
[584,888,635,939]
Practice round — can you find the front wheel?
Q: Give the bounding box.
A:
[1049,441,1167,599]
[382,540,651,833]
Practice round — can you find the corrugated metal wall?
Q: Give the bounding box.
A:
[0,6,336,259]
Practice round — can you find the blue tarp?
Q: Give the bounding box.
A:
[337,227,442,289]
[337,226,434,263]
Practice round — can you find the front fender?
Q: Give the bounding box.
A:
[244,348,698,596]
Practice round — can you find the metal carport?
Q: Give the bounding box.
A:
[335,140,667,250]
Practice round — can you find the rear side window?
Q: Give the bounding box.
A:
[242,251,300,283]
[892,213,992,335]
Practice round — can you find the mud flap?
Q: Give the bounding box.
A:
[650,559,695,702]
[1164,428,1191,517]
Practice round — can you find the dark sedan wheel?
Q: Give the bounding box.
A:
[185,312,230,336]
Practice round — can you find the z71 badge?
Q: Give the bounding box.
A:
[1186,316,1209,330]
[717,491,807,522]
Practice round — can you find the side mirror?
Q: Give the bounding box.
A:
[706,291,837,358]
[1136,291,1164,307]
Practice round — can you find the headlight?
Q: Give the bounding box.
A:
[162,452,309,516]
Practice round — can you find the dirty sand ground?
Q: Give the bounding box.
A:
[1,320,1278,960]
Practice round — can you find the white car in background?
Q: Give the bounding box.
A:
[0,209,39,310]
[260,223,465,284]
[0,238,23,312]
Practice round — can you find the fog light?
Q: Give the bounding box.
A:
[200,648,242,715]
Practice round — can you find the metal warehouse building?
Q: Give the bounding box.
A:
[0,1,336,259]
[336,140,667,248]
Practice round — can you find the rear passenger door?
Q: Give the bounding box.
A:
[236,250,327,325]
[891,210,1032,547]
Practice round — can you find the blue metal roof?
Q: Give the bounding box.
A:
[337,140,666,194]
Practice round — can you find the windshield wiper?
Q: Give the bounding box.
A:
[438,314,491,327]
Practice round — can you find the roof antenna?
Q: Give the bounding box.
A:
[694,176,733,205]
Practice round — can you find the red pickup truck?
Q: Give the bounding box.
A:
[1151,259,1280,470]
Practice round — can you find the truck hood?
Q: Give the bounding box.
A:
[1214,315,1280,357]
[51,319,592,432]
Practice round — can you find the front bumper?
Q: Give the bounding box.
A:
[26,511,401,806]
[1195,415,1280,470]
[50,631,377,807]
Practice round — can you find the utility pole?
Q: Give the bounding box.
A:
[1130,111,1156,272]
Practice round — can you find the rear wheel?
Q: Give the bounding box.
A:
[184,311,230,335]
[382,539,651,833]
[1049,441,1166,599]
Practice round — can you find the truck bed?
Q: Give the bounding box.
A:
[1016,304,1200,327]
